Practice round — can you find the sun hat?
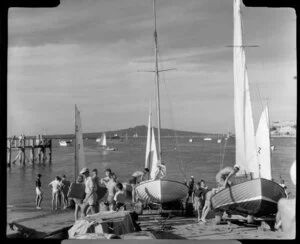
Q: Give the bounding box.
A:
[80,167,89,174]
[233,164,240,170]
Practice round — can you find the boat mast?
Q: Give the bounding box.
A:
[153,0,162,163]
[266,99,272,177]
[74,104,78,181]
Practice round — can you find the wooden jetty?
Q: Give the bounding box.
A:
[8,210,74,238]
[6,135,52,168]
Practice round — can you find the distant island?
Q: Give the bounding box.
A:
[45,125,226,140]
[9,121,296,139]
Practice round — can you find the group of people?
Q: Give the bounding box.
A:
[35,174,70,210]
[184,164,242,223]
[185,177,211,222]
[72,167,126,221]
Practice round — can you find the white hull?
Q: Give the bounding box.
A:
[59,140,72,147]
[135,179,188,203]
[217,139,222,143]
[96,138,101,142]
[204,138,212,141]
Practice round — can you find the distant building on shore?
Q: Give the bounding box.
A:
[270,121,296,137]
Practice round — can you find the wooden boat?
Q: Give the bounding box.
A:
[135,0,188,204]
[135,179,188,203]
[59,140,72,147]
[211,0,286,218]
[211,178,286,217]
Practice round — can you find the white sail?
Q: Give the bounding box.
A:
[149,127,159,179]
[233,0,259,177]
[256,105,272,180]
[100,133,107,147]
[75,105,86,177]
[145,109,152,169]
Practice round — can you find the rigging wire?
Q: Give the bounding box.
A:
[156,43,187,181]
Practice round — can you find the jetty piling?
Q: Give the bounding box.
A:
[6,136,53,167]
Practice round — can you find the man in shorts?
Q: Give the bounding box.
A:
[192,182,205,221]
[35,174,43,209]
[81,168,97,216]
[49,176,62,210]
[200,188,217,222]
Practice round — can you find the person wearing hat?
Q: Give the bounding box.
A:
[216,164,240,189]
[35,174,43,210]
[80,168,97,216]
[153,164,166,180]
[129,168,150,203]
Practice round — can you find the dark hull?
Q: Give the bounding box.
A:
[211,178,287,217]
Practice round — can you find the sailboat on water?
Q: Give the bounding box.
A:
[211,0,286,218]
[135,0,188,204]
[96,132,116,151]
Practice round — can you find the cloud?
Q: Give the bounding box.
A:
[7,0,296,135]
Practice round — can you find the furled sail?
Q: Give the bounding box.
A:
[233,0,259,177]
[256,105,272,180]
[149,127,159,180]
[75,105,86,178]
[145,109,152,169]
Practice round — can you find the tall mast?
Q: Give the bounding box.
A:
[74,104,77,181]
[153,0,162,163]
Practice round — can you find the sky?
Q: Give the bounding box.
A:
[7,0,296,136]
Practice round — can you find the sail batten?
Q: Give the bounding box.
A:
[233,0,259,177]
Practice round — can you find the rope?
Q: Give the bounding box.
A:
[220,132,229,170]
[156,48,187,181]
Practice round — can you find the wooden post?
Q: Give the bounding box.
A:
[49,139,52,163]
[7,138,11,167]
[30,139,34,165]
[22,136,26,166]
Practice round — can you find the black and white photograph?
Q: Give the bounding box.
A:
[6,0,296,240]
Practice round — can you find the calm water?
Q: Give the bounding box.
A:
[7,137,296,209]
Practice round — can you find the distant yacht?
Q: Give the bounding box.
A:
[59,140,72,147]
[204,137,212,141]
[133,132,138,138]
[217,139,222,143]
[97,133,116,151]
[189,138,193,143]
